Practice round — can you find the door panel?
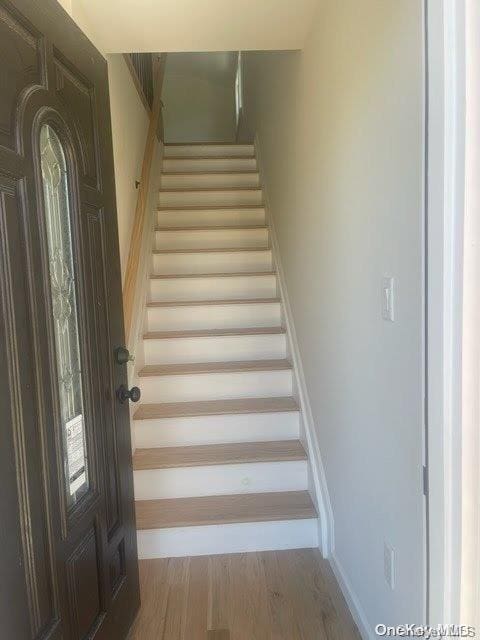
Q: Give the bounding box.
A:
[0,1,140,638]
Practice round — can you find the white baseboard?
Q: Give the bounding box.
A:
[253,133,335,558]
[329,552,375,640]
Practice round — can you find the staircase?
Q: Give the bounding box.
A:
[133,143,319,558]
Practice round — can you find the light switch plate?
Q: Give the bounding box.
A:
[382,276,395,321]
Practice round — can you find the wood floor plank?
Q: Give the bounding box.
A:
[128,559,170,639]
[279,549,329,640]
[184,557,209,640]
[162,558,189,640]
[133,396,299,420]
[133,440,307,470]
[135,491,316,530]
[261,551,303,640]
[139,359,292,377]
[208,555,232,634]
[228,553,271,640]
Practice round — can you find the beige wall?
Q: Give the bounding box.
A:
[162,53,237,143]
[64,0,319,53]
[242,0,425,632]
[55,1,152,282]
[107,55,149,280]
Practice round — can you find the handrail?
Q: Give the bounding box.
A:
[123,53,167,342]
[123,53,154,115]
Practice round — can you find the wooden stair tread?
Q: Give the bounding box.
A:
[164,142,254,146]
[161,170,259,176]
[159,186,262,193]
[135,491,316,529]
[147,297,281,308]
[133,440,307,470]
[163,155,256,161]
[155,225,267,231]
[153,247,270,254]
[158,205,264,211]
[150,271,275,280]
[139,358,292,377]
[133,396,299,420]
[143,326,285,339]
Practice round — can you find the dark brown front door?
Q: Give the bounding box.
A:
[0,1,140,638]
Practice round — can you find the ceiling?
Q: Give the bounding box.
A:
[70,0,320,53]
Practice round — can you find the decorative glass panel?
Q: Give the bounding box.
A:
[40,124,89,507]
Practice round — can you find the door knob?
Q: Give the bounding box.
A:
[115,346,135,365]
[117,385,141,403]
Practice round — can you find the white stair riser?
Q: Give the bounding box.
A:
[134,412,300,448]
[146,302,282,332]
[134,460,308,500]
[149,274,277,303]
[143,334,287,364]
[157,208,266,228]
[164,144,254,158]
[152,249,272,275]
[155,228,269,250]
[162,157,257,172]
[158,189,263,208]
[160,173,260,190]
[137,519,319,559]
[140,369,293,403]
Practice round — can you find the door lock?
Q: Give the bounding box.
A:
[114,346,135,365]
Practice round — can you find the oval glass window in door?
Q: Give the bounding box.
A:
[40,123,89,507]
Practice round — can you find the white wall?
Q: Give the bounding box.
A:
[107,55,149,280]
[242,0,425,635]
[68,0,320,53]
[162,53,237,143]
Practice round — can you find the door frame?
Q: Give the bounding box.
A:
[426,0,466,625]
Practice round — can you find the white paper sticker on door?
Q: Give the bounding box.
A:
[66,414,87,496]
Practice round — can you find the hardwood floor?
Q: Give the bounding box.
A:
[128,549,361,640]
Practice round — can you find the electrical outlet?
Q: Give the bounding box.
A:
[384,542,395,590]
[382,276,395,321]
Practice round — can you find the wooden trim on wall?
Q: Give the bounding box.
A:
[123,53,167,342]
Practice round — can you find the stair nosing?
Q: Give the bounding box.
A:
[152,246,271,254]
[155,225,267,232]
[158,204,264,211]
[133,396,299,420]
[163,155,256,161]
[146,297,281,307]
[161,170,259,176]
[135,490,316,530]
[142,326,286,340]
[150,270,275,280]
[164,142,254,146]
[133,440,307,471]
[139,358,292,377]
[159,186,262,193]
